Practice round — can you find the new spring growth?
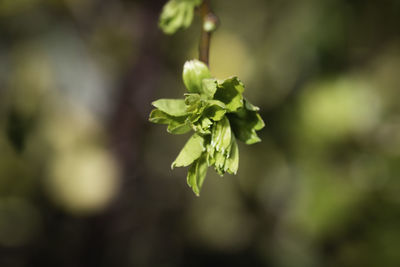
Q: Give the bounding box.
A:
[149,60,264,196]
[203,13,219,32]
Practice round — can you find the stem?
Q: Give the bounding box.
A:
[199,0,218,66]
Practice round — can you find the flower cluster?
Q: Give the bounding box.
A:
[149,60,264,195]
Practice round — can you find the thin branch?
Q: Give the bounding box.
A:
[199,0,218,66]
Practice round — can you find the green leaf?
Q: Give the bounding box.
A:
[184,93,201,106]
[201,78,218,98]
[152,99,188,116]
[213,150,227,176]
[186,97,208,124]
[228,100,265,144]
[151,99,187,117]
[211,136,238,176]
[214,77,244,112]
[201,117,212,128]
[184,93,202,115]
[253,113,265,130]
[244,98,260,111]
[203,100,226,121]
[187,153,208,196]
[226,137,239,174]
[183,60,211,94]
[159,0,202,34]
[172,133,205,168]
[191,118,212,135]
[211,116,232,154]
[149,109,172,125]
[149,109,190,135]
[167,120,191,134]
[206,144,216,166]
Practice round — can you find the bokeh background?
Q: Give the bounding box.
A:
[1,0,400,266]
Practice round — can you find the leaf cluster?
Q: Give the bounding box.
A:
[149,60,264,195]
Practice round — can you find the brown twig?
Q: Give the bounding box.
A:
[199,0,218,66]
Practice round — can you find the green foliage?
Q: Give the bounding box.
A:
[171,133,205,168]
[159,0,203,34]
[149,60,264,195]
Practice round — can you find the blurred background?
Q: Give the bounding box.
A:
[1,0,400,266]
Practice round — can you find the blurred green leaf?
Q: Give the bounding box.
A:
[159,0,202,34]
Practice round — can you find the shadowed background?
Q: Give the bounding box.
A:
[1,0,400,266]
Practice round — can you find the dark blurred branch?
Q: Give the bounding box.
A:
[199,0,218,65]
